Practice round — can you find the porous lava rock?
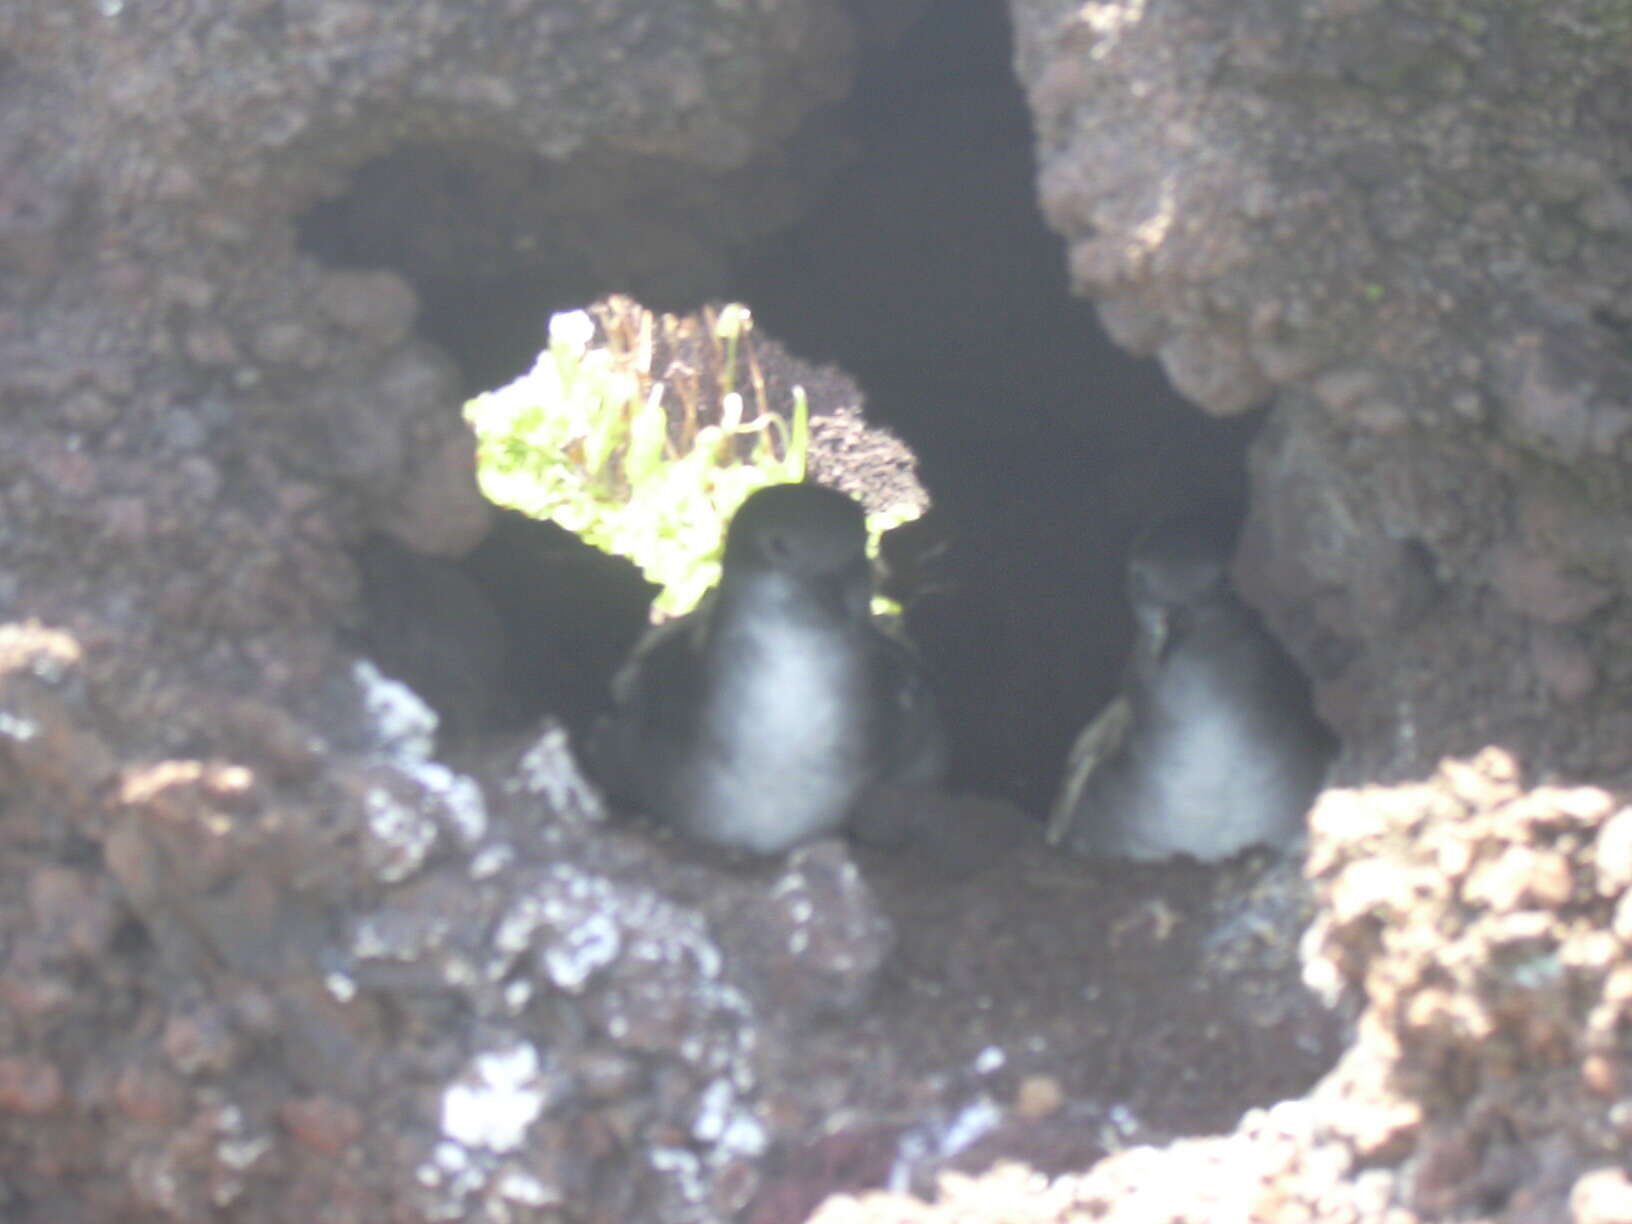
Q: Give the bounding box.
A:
[809,752,1632,1222]
[1014,0,1632,786]
[3,0,1631,1220]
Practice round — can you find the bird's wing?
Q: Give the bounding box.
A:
[1231,603,1341,766]
[588,609,706,803]
[867,623,948,787]
[608,610,700,709]
[1046,693,1135,845]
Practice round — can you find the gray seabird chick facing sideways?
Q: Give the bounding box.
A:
[591,483,946,854]
[1047,513,1336,863]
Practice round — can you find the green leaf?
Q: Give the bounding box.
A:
[626,384,669,488]
[785,386,809,481]
[467,299,855,621]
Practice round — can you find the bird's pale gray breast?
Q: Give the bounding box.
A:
[1051,601,1332,863]
[594,611,934,854]
[589,482,948,855]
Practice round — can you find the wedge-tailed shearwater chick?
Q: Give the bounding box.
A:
[591,483,945,854]
[1047,513,1335,862]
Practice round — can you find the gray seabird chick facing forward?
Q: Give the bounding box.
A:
[1047,513,1335,863]
[591,483,946,854]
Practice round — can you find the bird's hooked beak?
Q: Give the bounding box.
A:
[1138,604,1171,662]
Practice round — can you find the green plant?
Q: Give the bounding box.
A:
[465,298,824,616]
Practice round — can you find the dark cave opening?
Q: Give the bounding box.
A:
[724,0,1266,806]
[297,0,1265,811]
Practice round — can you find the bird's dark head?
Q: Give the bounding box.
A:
[723,482,869,581]
[1126,513,1233,612]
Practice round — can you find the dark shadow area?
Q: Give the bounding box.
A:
[299,143,612,396]
[297,0,1264,808]
[725,0,1263,806]
[349,515,658,752]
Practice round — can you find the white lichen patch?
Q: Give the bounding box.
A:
[365,784,439,884]
[491,866,625,992]
[441,1044,548,1153]
[785,896,815,924]
[469,843,514,881]
[719,1111,769,1161]
[973,1045,1007,1074]
[890,1097,1004,1192]
[772,874,817,956]
[622,923,722,982]
[354,659,437,761]
[508,722,605,823]
[352,910,451,961]
[485,864,758,1104]
[407,759,488,845]
[363,760,489,885]
[0,710,39,741]
[218,1133,273,1172]
[543,910,622,993]
[1106,1101,1141,1142]
[691,1078,767,1159]
[497,1168,556,1206]
[413,1138,487,1211]
[690,1077,734,1143]
[434,1141,470,1174]
[649,1146,706,1206]
[208,1104,273,1208]
[502,979,534,1013]
[492,894,548,959]
[940,1098,1003,1157]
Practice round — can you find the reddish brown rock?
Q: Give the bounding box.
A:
[0,1057,63,1115]
[279,1096,365,1156]
[1492,543,1614,626]
[2,0,1631,1219]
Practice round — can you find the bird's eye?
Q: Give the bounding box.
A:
[762,531,792,561]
